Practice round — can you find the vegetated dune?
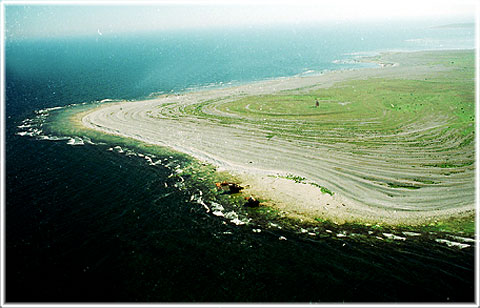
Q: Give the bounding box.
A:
[82,50,475,225]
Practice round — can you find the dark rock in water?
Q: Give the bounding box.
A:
[244,196,260,207]
[215,181,244,193]
[228,184,243,193]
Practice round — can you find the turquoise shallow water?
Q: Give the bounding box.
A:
[5,21,476,302]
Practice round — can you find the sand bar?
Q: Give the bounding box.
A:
[81,50,475,225]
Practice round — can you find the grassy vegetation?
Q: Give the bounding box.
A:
[274,174,335,195]
[278,174,306,183]
[180,51,474,151]
[211,76,475,143]
[386,182,421,190]
[309,183,334,195]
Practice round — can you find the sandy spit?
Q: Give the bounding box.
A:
[80,51,474,226]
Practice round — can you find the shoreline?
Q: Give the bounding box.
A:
[77,49,475,227]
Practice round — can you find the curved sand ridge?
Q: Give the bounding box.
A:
[82,51,475,225]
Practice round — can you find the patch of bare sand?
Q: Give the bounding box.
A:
[237,172,474,226]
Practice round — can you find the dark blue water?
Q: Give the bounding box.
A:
[5,22,475,302]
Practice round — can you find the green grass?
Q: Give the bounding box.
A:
[309,183,334,195]
[386,182,421,190]
[425,161,474,168]
[273,174,335,195]
[201,51,474,149]
[217,76,474,138]
[278,174,307,183]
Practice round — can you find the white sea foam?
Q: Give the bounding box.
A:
[435,239,470,249]
[383,233,406,241]
[67,137,85,146]
[144,156,154,165]
[45,106,63,111]
[210,202,224,212]
[296,69,317,77]
[402,231,421,237]
[224,211,249,225]
[37,135,70,141]
[212,211,224,217]
[446,235,475,243]
[196,197,210,213]
[36,106,63,114]
[210,202,225,217]
[17,128,42,137]
[332,59,358,65]
[83,137,95,145]
[125,150,136,157]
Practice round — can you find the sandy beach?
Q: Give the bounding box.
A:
[80,50,475,226]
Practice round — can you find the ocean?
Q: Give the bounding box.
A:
[5,20,476,302]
